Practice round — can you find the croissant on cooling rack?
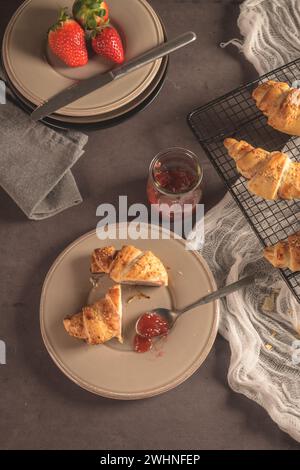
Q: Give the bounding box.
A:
[264,231,300,272]
[224,138,300,200]
[90,245,168,287]
[63,285,123,345]
[253,80,300,136]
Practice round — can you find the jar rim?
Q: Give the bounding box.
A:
[149,147,203,197]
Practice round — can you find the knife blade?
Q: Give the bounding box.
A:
[31,31,197,121]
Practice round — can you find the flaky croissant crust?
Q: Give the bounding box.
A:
[253,80,300,136]
[224,138,300,200]
[63,285,122,345]
[90,245,168,287]
[264,231,300,272]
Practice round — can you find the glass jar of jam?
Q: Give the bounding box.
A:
[147,148,203,217]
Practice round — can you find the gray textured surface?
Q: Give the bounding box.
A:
[0,0,299,450]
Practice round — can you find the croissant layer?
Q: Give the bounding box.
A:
[264,231,300,272]
[224,138,300,200]
[90,245,168,287]
[63,285,123,345]
[253,80,300,136]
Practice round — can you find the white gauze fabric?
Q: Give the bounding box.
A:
[221,0,300,74]
[201,0,300,442]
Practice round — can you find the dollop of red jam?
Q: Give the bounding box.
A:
[134,335,153,353]
[134,313,169,353]
[154,167,197,194]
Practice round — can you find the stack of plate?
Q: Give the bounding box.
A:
[2,0,168,129]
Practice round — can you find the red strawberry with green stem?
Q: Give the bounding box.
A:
[73,0,109,30]
[48,8,88,67]
[91,26,124,64]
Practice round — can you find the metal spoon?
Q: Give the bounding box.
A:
[135,274,256,335]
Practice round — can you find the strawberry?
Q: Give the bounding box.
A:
[73,0,109,30]
[48,8,88,67]
[91,26,124,64]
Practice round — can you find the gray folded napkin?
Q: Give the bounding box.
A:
[0,82,88,220]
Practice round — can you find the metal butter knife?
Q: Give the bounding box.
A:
[31,31,197,121]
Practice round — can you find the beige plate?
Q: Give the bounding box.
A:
[2,0,164,117]
[40,224,219,400]
[6,55,168,124]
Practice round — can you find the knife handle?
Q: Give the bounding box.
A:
[112,31,197,80]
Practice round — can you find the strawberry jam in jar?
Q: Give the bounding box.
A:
[147,148,203,217]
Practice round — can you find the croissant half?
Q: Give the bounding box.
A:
[253,80,300,136]
[63,285,123,345]
[224,138,300,200]
[264,231,300,272]
[91,245,168,287]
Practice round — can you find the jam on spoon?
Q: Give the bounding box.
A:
[134,312,170,353]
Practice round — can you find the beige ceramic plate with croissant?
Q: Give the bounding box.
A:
[40,224,219,399]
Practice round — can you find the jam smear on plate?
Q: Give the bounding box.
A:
[134,335,153,353]
[134,313,169,353]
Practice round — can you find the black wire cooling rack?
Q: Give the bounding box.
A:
[188,58,300,303]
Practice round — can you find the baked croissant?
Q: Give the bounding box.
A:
[63,285,123,345]
[264,231,300,272]
[253,80,300,136]
[224,138,300,200]
[91,245,168,287]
